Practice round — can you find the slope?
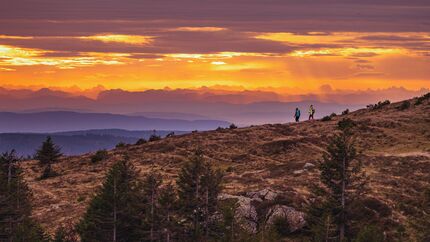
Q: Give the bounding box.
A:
[19,96,430,236]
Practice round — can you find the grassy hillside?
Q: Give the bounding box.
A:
[20,96,430,239]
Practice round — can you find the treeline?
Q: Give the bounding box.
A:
[77,150,225,242]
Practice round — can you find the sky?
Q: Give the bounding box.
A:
[0,0,429,95]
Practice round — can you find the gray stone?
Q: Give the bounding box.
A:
[293,169,305,175]
[219,194,258,233]
[266,205,306,232]
[219,189,307,234]
[303,162,316,169]
[246,188,279,201]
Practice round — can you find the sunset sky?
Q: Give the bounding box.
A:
[1,0,429,94]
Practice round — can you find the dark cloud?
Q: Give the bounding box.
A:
[1,0,429,36]
[0,1,428,58]
[0,30,294,55]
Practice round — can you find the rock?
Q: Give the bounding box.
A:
[219,194,258,233]
[246,188,279,201]
[303,162,315,169]
[266,205,306,232]
[293,169,305,175]
[219,189,307,234]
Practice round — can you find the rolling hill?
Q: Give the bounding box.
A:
[0,111,229,133]
[19,95,430,239]
[0,129,189,156]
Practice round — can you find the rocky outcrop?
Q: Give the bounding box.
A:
[266,205,306,232]
[219,189,306,234]
[218,193,259,233]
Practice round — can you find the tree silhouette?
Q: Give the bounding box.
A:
[0,150,49,241]
[176,150,223,240]
[141,172,163,241]
[77,159,142,242]
[35,136,62,179]
[308,119,367,241]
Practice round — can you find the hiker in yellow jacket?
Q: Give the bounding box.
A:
[308,105,315,120]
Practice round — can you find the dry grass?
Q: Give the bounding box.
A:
[20,97,430,235]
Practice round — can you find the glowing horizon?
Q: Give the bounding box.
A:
[0,1,429,97]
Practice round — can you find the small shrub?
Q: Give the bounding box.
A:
[321,116,332,122]
[372,100,390,110]
[53,224,79,242]
[91,149,109,163]
[77,195,86,203]
[353,225,384,242]
[415,98,423,105]
[166,132,175,138]
[397,100,410,111]
[342,109,349,115]
[39,167,59,180]
[425,187,430,202]
[415,92,430,105]
[148,134,161,142]
[225,166,234,173]
[330,113,337,118]
[216,126,224,131]
[115,142,127,148]
[338,118,356,131]
[135,138,147,145]
[229,123,238,129]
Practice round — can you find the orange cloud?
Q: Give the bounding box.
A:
[173,27,226,32]
[78,34,154,45]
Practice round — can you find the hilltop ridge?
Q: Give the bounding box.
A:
[20,95,430,237]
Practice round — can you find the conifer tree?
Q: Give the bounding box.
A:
[35,136,62,179]
[176,150,223,241]
[158,183,179,242]
[308,119,366,241]
[77,159,142,242]
[141,172,163,241]
[0,150,49,242]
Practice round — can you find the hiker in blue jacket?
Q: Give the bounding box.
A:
[294,108,301,122]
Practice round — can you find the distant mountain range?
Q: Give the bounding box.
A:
[0,111,229,133]
[0,129,189,156]
[2,87,427,125]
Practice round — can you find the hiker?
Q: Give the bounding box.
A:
[294,107,301,122]
[309,105,315,120]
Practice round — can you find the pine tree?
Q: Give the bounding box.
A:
[308,119,366,241]
[158,184,179,242]
[77,159,142,242]
[0,150,49,242]
[141,172,162,241]
[176,150,223,241]
[35,136,62,179]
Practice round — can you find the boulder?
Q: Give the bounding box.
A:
[266,205,306,232]
[219,194,258,233]
[219,189,307,234]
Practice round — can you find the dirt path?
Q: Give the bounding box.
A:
[380,151,430,158]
